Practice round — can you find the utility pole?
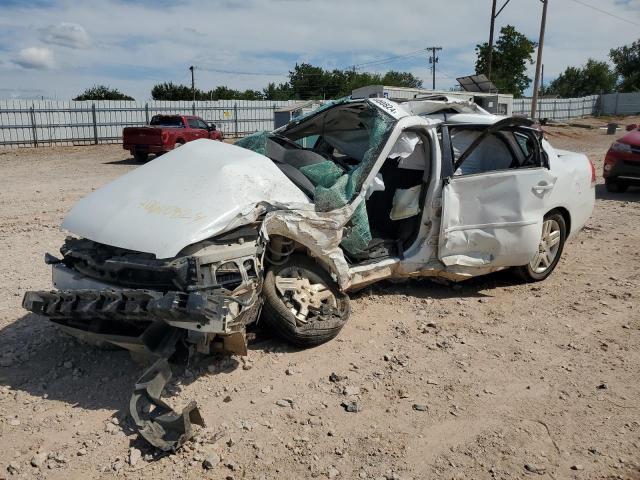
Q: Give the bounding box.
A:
[189,65,196,102]
[428,47,442,90]
[487,0,512,81]
[531,0,548,120]
[488,0,497,81]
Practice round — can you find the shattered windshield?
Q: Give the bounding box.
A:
[235,100,397,255]
[276,101,397,182]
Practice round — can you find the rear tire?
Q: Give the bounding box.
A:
[605,180,628,193]
[262,255,350,347]
[133,152,148,162]
[514,211,566,282]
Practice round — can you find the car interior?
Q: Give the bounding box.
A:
[263,103,431,263]
[448,124,543,175]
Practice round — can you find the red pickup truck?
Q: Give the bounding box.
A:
[123,115,223,162]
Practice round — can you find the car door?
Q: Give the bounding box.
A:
[438,118,557,268]
[187,118,209,140]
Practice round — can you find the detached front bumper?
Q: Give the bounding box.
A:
[23,261,260,356]
[23,286,257,355]
[23,288,232,332]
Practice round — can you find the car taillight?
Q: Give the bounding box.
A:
[589,159,596,186]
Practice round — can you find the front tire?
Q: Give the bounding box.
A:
[605,180,628,193]
[262,255,350,347]
[515,212,566,282]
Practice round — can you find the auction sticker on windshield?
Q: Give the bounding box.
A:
[369,98,405,119]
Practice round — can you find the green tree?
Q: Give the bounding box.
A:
[475,25,536,97]
[73,85,134,101]
[382,70,423,89]
[285,64,423,99]
[238,89,265,100]
[151,82,202,100]
[610,39,640,92]
[151,63,424,101]
[541,59,617,97]
[289,63,326,100]
[263,82,292,100]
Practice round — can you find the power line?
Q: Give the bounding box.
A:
[349,48,427,70]
[567,0,640,27]
[198,66,287,77]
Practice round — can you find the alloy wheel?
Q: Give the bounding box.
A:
[530,219,562,274]
[274,267,337,323]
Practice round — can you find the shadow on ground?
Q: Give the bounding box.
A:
[0,312,298,414]
[103,154,164,166]
[350,268,517,302]
[595,183,640,202]
[103,156,140,166]
[0,268,525,417]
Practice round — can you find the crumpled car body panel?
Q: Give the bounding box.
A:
[63,139,311,259]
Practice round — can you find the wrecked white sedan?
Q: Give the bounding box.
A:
[23,96,595,449]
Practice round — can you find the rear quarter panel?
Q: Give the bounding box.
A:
[543,139,595,238]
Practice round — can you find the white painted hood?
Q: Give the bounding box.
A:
[63,139,312,258]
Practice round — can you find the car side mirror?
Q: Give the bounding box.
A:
[626,124,637,132]
[209,124,217,131]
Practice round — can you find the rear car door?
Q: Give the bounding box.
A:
[438,118,557,268]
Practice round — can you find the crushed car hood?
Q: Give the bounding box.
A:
[63,139,312,258]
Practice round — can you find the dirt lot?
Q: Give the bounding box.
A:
[1,118,639,480]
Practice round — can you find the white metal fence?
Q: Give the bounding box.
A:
[2,93,640,148]
[600,92,640,116]
[0,99,305,147]
[512,95,600,120]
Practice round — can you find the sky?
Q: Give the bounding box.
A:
[0,0,638,100]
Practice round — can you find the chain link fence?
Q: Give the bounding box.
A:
[0,99,305,147]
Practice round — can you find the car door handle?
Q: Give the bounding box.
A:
[532,182,554,193]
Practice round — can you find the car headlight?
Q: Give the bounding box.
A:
[611,142,632,154]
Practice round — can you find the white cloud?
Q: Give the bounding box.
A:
[13,47,55,70]
[0,0,638,99]
[41,22,91,49]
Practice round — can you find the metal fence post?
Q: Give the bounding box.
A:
[145,103,149,124]
[272,104,277,129]
[234,103,238,137]
[29,105,38,147]
[192,102,196,116]
[91,103,98,144]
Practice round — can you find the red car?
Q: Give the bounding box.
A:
[123,115,223,162]
[604,124,640,192]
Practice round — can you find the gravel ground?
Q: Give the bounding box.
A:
[0,119,639,480]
